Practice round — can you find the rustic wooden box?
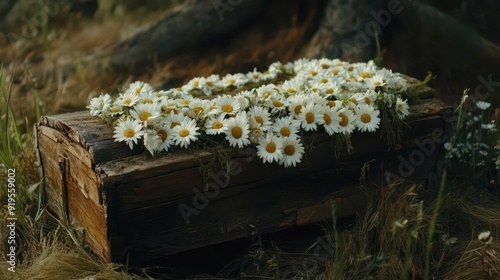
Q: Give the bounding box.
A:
[35,78,450,264]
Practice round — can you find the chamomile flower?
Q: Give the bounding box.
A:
[272,116,301,138]
[171,118,200,148]
[113,118,144,150]
[215,95,241,116]
[87,93,111,116]
[256,84,279,100]
[107,105,124,116]
[396,97,409,118]
[126,81,154,95]
[225,112,251,148]
[257,133,283,164]
[155,124,175,152]
[138,91,160,104]
[321,105,343,135]
[221,73,247,88]
[280,136,305,167]
[281,79,302,95]
[183,77,204,91]
[367,73,386,88]
[336,108,356,134]
[249,106,272,131]
[297,102,323,131]
[187,99,214,118]
[130,103,161,123]
[288,94,308,117]
[355,104,381,132]
[115,92,139,107]
[205,115,228,135]
[478,231,493,244]
[165,111,188,129]
[246,68,263,83]
[267,96,288,114]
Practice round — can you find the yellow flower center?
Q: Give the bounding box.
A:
[321,64,329,69]
[294,105,302,115]
[397,104,403,111]
[158,129,168,141]
[176,87,182,91]
[228,79,235,85]
[309,71,318,76]
[221,104,233,113]
[143,99,153,104]
[253,73,260,79]
[135,87,141,94]
[193,80,199,87]
[373,81,381,86]
[181,99,191,106]
[263,92,271,99]
[212,121,223,129]
[287,88,296,94]
[280,127,291,137]
[123,98,132,105]
[170,122,180,129]
[206,81,213,87]
[364,97,371,105]
[273,100,284,107]
[361,113,371,123]
[284,144,295,156]
[124,129,135,138]
[194,106,204,115]
[360,72,370,78]
[111,107,121,113]
[255,116,264,125]
[332,70,339,75]
[263,70,269,74]
[139,112,152,122]
[320,78,328,84]
[327,100,336,108]
[166,108,178,114]
[323,113,331,125]
[339,113,349,127]
[231,127,242,139]
[350,98,358,105]
[347,66,354,71]
[179,129,190,137]
[266,142,276,153]
[326,88,334,94]
[306,112,315,124]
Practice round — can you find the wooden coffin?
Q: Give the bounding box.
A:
[35,77,451,264]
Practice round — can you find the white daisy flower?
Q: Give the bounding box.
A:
[236,94,250,111]
[126,81,154,95]
[272,116,301,138]
[297,102,323,131]
[246,68,263,83]
[107,105,124,116]
[224,112,251,148]
[249,106,272,131]
[187,99,214,118]
[301,63,323,78]
[476,101,491,110]
[257,133,284,164]
[113,118,144,150]
[138,91,160,104]
[130,103,161,123]
[256,84,279,100]
[367,73,386,88]
[288,94,308,117]
[171,118,200,148]
[267,96,289,114]
[115,92,139,107]
[280,136,304,167]
[205,114,228,135]
[355,104,381,132]
[87,93,111,116]
[204,74,221,88]
[183,76,204,91]
[337,108,356,134]
[221,73,248,88]
[281,79,302,95]
[323,81,339,97]
[165,111,188,129]
[155,124,175,152]
[318,58,332,69]
[321,105,343,136]
[215,94,241,116]
[396,97,410,118]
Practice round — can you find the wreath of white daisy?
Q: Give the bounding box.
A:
[88,58,410,167]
